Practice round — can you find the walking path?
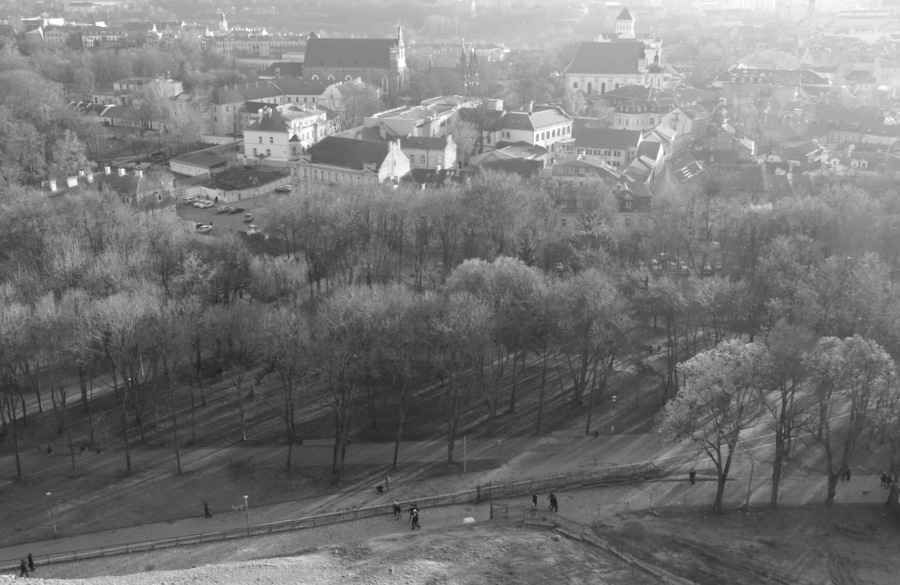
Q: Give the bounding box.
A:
[1,429,891,570]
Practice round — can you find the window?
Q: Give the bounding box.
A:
[561,218,567,228]
[269,136,274,144]
[253,148,257,156]
[266,149,271,157]
[578,168,585,175]
[409,155,415,163]
[421,155,426,164]
[625,200,632,210]
[573,82,578,89]
[258,137,263,144]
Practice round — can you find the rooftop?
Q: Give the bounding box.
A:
[566,42,646,76]
[304,37,399,70]
[308,136,391,171]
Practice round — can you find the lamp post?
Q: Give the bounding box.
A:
[611,395,618,435]
[243,495,249,535]
[46,492,58,539]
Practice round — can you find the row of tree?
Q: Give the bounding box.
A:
[662,331,899,513]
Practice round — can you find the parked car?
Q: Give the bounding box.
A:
[184,196,199,204]
[229,207,246,214]
[194,200,214,209]
[195,224,213,234]
[274,184,292,194]
[246,224,260,235]
[217,206,234,214]
[243,213,254,223]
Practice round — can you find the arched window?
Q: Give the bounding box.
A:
[327,75,335,81]
[600,82,606,94]
[311,75,319,80]
[587,82,592,94]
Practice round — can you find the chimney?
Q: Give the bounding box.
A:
[118,167,126,177]
[49,178,57,191]
[135,166,143,178]
[528,101,534,114]
[104,165,111,175]
[66,176,78,188]
[78,169,85,176]
[86,172,94,184]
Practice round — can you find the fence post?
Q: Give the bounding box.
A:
[476,484,481,503]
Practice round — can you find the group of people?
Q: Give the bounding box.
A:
[881,472,894,488]
[391,501,421,530]
[530,492,558,512]
[18,554,34,578]
[839,468,852,482]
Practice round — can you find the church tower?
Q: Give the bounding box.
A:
[219,13,229,34]
[614,6,635,39]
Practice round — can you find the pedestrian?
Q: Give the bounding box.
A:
[409,503,418,520]
[204,502,212,519]
[385,475,390,491]
[47,444,53,457]
[531,493,538,510]
[888,476,894,489]
[392,501,402,520]
[845,468,852,482]
[880,472,886,487]
[19,557,29,577]
[27,553,34,571]
[549,493,558,512]
[689,469,696,485]
[80,443,86,455]
[411,509,421,530]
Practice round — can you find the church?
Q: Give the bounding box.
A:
[565,7,664,96]
[302,25,408,98]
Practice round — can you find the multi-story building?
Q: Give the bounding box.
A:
[556,120,642,169]
[292,136,411,187]
[244,104,332,164]
[204,34,306,58]
[497,105,573,158]
[400,135,457,170]
[602,85,677,131]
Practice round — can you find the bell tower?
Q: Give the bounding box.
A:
[615,6,635,39]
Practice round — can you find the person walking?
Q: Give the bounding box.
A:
[392,501,402,520]
[204,502,212,519]
[531,493,538,510]
[689,469,696,485]
[47,444,53,457]
[384,475,390,491]
[409,503,419,520]
[411,509,421,530]
[27,553,34,572]
[20,557,29,578]
[881,472,887,487]
[845,468,852,482]
[549,493,558,512]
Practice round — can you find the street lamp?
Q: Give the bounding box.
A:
[243,495,249,535]
[46,492,58,539]
[611,395,618,435]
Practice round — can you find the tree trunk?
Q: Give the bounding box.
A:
[508,350,519,414]
[770,432,784,506]
[535,351,548,435]
[79,367,90,413]
[120,379,132,474]
[6,395,22,481]
[170,374,182,475]
[392,391,407,470]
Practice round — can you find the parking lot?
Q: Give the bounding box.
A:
[176,192,282,235]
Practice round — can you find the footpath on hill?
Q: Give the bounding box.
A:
[1,423,893,571]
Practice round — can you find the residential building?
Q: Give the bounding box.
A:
[204,34,306,58]
[364,95,476,138]
[244,104,332,164]
[557,120,642,169]
[302,26,408,96]
[292,136,411,187]
[602,84,677,131]
[497,105,573,158]
[41,164,175,207]
[400,135,457,170]
[169,153,230,177]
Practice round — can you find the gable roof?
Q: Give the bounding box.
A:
[260,62,304,78]
[304,37,398,70]
[566,41,645,75]
[400,136,448,150]
[616,6,634,20]
[247,110,291,132]
[480,158,543,179]
[570,120,642,149]
[308,136,390,170]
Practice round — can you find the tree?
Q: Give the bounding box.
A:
[761,320,816,506]
[805,335,896,504]
[49,130,90,178]
[447,117,477,167]
[658,341,770,513]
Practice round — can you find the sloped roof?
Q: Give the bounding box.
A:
[571,120,642,149]
[171,153,229,169]
[308,136,390,170]
[668,152,704,183]
[501,107,571,131]
[261,62,304,78]
[617,6,634,20]
[458,107,504,131]
[566,42,645,75]
[480,158,543,179]
[247,110,291,132]
[636,141,661,160]
[304,37,398,70]
[400,136,448,150]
